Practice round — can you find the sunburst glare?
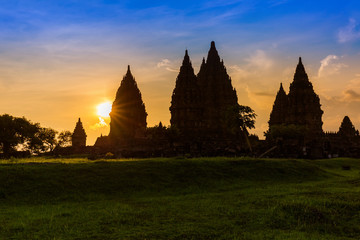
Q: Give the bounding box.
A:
[97,101,112,117]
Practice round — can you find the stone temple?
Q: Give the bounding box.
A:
[170,41,242,153]
[109,65,147,142]
[169,50,202,139]
[197,41,239,137]
[72,118,87,147]
[267,57,324,157]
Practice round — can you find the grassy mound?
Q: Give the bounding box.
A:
[0,157,359,239]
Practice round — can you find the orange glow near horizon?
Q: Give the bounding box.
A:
[96,102,112,118]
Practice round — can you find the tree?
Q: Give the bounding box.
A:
[0,114,38,158]
[57,131,72,147]
[226,105,256,134]
[236,105,256,132]
[265,124,307,141]
[225,105,256,151]
[28,127,58,154]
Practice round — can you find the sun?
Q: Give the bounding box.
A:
[97,101,112,118]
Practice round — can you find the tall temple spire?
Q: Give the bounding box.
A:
[109,66,147,140]
[170,50,201,135]
[206,41,221,66]
[196,41,238,135]
[182,49,191,66]
[177,50,194,74]
[287,57,323,135]
[269,83,288,126]
[123,65,134,83]
[293,56,309,83]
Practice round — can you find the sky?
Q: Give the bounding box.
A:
[1,0,360,144]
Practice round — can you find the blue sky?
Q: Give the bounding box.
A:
[1,0,360,143]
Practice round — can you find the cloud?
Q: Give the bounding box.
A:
[228,65,250,79]
[157,59,171,68]
[253,91,275,97]
[247,50,273,70]
[90,117,108,130]
[344,90,360,101]
[156,59,178,72]
[338,18,360,43]
[318,55,347,78]
[229,50,273,79]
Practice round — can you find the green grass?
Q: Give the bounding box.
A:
[0,157,359,239]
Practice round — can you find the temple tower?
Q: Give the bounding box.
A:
[338,116,359,138]
[72,118,87,147]
[170,50,202,137]
[197,41,239,136]
[287,57,323,137]
[269,83,288,126]
[267,57,324,157]
[109,66,147,141]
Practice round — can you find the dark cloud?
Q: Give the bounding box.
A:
[345,89,360,101]
[254,91,275,97]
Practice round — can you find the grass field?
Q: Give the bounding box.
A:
[0,157,359,239]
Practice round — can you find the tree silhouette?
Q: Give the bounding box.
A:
[28,127,58,153]
[57,131,72,147]
[0,114,38,157]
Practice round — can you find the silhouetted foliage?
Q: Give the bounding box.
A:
[226,105,256,135]
[29,127,58,154]
[0,114,38,157]
[237,105,256,131]
[146,122,167,141]
[0,114,63,157]
[57,131,72,147]
[265,124,307,141]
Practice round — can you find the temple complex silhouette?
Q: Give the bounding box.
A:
[92,42,246,156]
[266,58,360,158]
[67,42,360,158]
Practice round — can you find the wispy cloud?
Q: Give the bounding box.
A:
[157,59,171,68]
[247,50,273,70]
[338,18,360,43]
[90,117,108,130]
[228,49,274,81]
[318,55,347,78]
[344,89,360,101]
[156,59,178,72]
